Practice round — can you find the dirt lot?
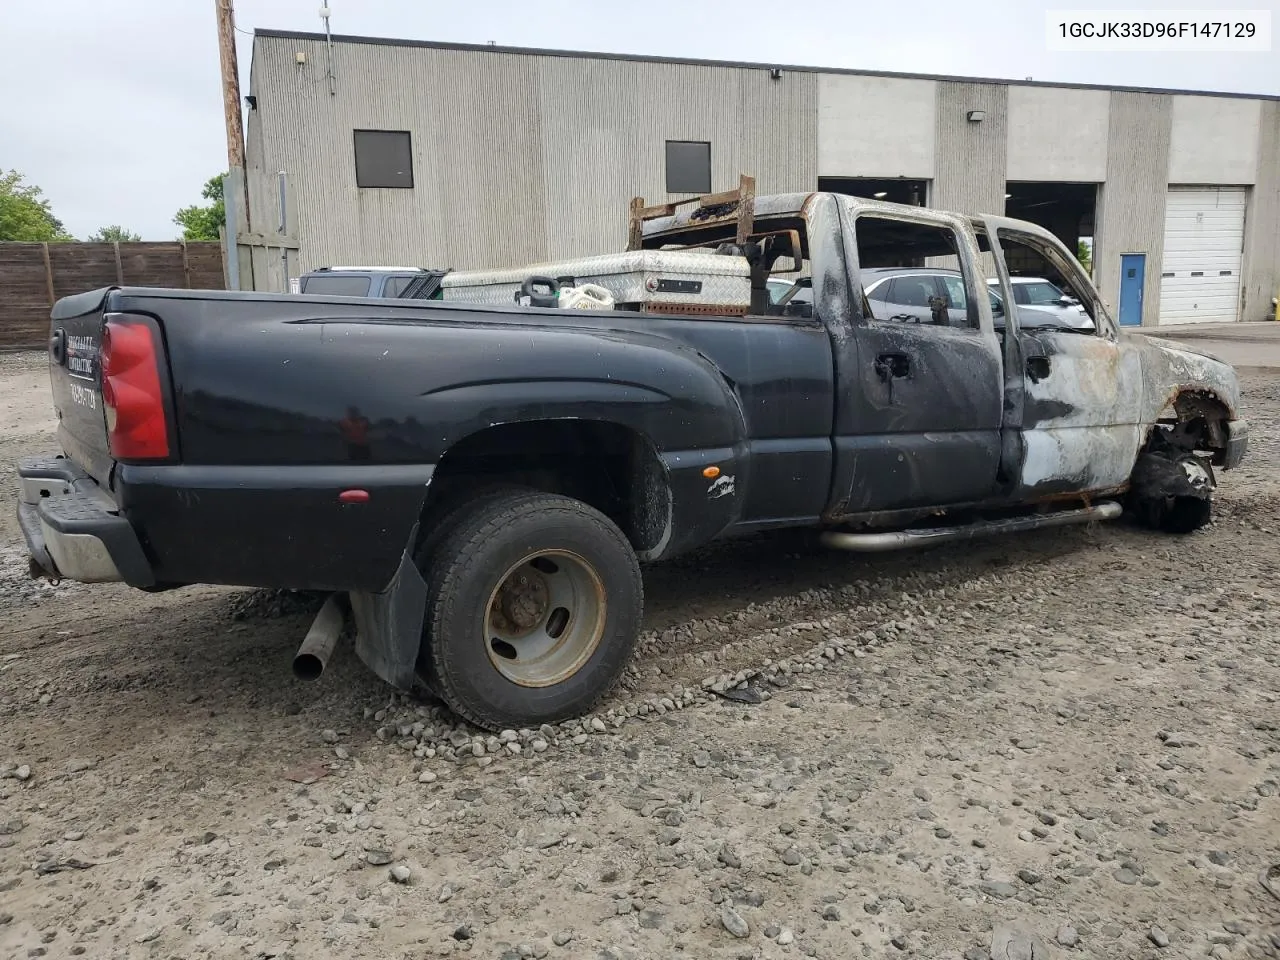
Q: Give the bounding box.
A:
[1,349,1278,960]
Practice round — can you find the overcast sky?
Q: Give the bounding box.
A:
[3,0,1276,240]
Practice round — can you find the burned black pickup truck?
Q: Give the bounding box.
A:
[19,181,1247,730]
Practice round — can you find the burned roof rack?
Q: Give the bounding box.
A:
[627,174,756,251]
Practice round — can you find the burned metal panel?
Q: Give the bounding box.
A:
[1017,333,1146,493]
[933,82,1009,216]
[1093,91,1171,327]
[1131,336,1241,421]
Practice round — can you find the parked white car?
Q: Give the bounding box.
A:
[987,276,1094,331]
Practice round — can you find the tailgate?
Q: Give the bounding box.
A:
[48,288,115,484]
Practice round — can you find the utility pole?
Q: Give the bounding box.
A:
[215,0,250,288]
[215,0,246,173]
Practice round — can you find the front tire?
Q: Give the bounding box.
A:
[1129,491,1213,534]
[1160,496,1212,533]
[420,491,643,730]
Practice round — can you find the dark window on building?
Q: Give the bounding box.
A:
[300,275,371,297]
[665,141,711,194]
[353,130,414,188]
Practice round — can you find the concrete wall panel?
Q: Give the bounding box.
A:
[1007,86,1109,182]
[818,75,935,178]
[1169,95,1261,185]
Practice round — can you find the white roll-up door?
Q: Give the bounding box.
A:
[1158,186,1247,325]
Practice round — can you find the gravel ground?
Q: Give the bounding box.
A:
[1,351,1278,960]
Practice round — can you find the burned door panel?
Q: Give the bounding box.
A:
[985,222,1146,498]
[1018,334,1144,493]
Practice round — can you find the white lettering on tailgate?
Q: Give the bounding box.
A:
[68,382,97,410]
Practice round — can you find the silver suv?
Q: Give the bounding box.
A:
[859,267,1094,330]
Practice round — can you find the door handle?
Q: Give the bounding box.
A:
[875,353,911,382]
[1026,355,1051,382]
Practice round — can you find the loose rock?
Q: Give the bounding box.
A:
[720,906,749,939]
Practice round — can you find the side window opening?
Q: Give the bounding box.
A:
[994,231,1099,333]
[854,216,978,328]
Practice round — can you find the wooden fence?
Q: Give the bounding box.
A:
[0,241,225,351]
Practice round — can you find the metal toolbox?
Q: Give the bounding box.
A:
[441,250,752,314]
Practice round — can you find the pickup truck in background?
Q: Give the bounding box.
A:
[18,185,1247,731]
[297,265,448,300]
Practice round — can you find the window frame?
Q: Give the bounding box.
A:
[353,129,415,189]
[664,140,712,195]
[993,227,1111,337]
[843,205,986,331]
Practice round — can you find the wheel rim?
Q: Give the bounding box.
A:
[483,550,607,687]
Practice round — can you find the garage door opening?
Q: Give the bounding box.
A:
[1004,182,1097,273]
[819,178,928,207]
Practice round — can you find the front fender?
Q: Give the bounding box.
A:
[1133,335,1242,422]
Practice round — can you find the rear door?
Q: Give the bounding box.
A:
[830,201,1006,514]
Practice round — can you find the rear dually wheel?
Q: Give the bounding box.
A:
[418,490,643,731]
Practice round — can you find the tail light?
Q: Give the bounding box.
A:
[101,315,170,460]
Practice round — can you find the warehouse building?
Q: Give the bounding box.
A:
[245,29,1279,325]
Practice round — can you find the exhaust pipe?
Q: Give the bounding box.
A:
[293,593,347,681]
[820,500,1123,552]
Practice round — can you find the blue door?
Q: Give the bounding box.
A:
[1118,254,1146,327]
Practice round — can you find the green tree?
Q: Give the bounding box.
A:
[87,224,141,242]
[0,169,73,242]
[173,173,227,241]
[1077,239,1093,273]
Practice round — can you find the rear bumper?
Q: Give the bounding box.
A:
[17,455,154,586]
[1223,419,1248,470]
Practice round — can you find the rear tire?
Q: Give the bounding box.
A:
[420,490,643,730]
[412,484,531,694]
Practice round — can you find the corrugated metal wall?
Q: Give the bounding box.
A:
[249,37,817,272]
[248,34,1274,325]
[1094,92,1171,325]
[1242,100,1280,321]
[932,82,1008,217]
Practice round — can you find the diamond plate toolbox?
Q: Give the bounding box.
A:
[441,250,751,313]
